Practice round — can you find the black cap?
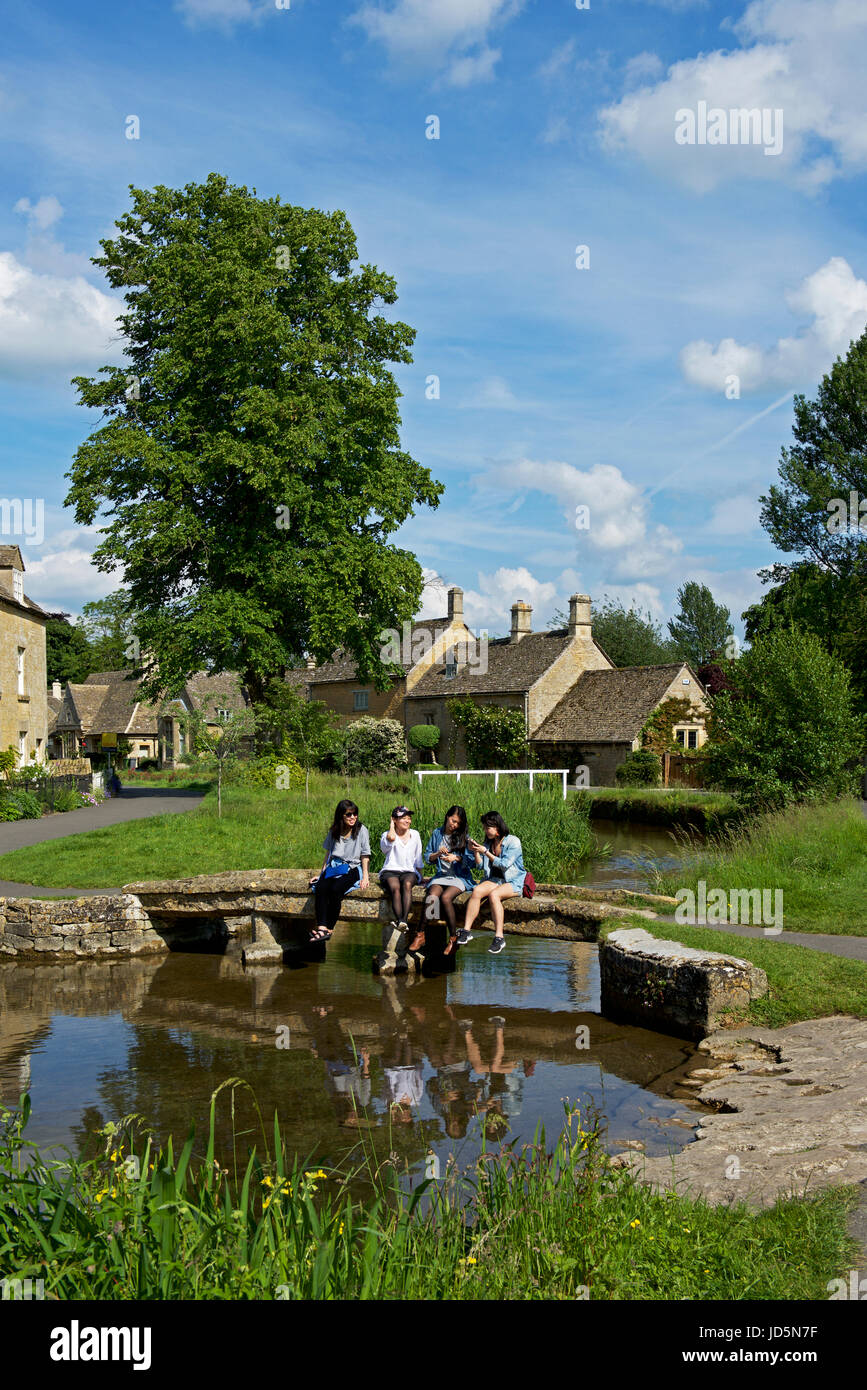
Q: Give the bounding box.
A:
[392,806,413,818]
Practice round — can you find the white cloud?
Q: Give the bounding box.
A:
[0,251,122,381]
[349,0,521,80]
[537,39,576,82]
[623,52,664,88]
[595,583,666,619]
[14,196,63,231]
[680,258,867,392]
[175,0,273,25]
[20,530,117,612]
[706,493,763,536]
[478,458,683,580]
[598,0,867,190]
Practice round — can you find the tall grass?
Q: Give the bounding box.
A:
[654,798,867,936]
[0,772,600,889]
[0,1086,855,1300]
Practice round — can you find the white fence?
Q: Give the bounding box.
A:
[414,768,570,800]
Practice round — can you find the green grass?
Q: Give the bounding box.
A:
[0,1086,856,1301]
[602,918,867,1027]
[577,786,744,834]
[654,798,867,936]
[0,771,601,890]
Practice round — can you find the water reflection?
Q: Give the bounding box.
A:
[0,925,702,1185]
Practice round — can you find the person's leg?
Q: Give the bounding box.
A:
[398,871,415,926]
[312,870,359,938]
[440,886,462,954]
[463,881,495,932]
[409,882,440,951]
[380,871,403,923]
[489,883,515,937]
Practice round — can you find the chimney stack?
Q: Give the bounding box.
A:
[447,586,463,622]
[510,600,533,642]
[52,681,62,700]
[569,594,592,639]
[305,655,316,671]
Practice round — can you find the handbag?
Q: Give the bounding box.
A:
[522,871,536,899]
[322,857,352,880]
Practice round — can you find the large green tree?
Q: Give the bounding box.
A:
[759,329,867,580]
[66,174,443,703]
[703,629,864,810]
[586,596,678,667]
[77,591,137,672]
[45,614,93,685]
[667,582,731,668]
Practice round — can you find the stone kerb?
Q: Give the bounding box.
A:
[599,927,769,1040]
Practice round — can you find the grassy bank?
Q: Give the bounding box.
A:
[654,798,867,936]
[0,772,601,890]
[0,1088,856,1301]
[602,918,867,1028]
[577,787,744,835]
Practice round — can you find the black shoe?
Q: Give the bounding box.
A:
[488,936,506,955]
[456,929,473,945]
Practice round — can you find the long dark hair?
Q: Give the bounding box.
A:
[442,805,468,852]
[329,799,361,842]
[481,810,510,842]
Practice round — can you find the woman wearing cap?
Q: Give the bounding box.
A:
[308,799,371,943]
[379,806,424,936]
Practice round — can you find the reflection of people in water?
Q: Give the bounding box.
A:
[383,1027,424,1125]
[425,1004,484,1140]
[458,1017,537,1139]
[309,1004,373,1128]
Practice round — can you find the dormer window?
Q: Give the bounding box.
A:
[445,660,457,679]
[215,707,231,722]
[13,571,23,603]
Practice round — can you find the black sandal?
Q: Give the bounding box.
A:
[309,926,333,942]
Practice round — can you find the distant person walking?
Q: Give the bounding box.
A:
[308,799,370,943]
[461,811,526,955]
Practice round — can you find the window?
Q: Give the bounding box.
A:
[675,730,686,746]
[353,690,369,711]
[17,648,25,696]
[13,571,23,602]
[215,707,231,721]
[18,733,27,765]
[682,677,690,684]
[687,730,698,749]
[424,712,437,725]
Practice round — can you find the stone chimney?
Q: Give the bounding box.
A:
[305,655,316,671]
[52,681,62,700]
[510,600,533,643]
[447,586,463,623]
[569,594,592,639]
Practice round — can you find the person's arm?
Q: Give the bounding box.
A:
[413,831,424,877]
[380,831,392,855]
[489,837,521,870]
[359,855,370,890]
[385,815,398,843]
[312,835,332,883]
[424,830,441,864]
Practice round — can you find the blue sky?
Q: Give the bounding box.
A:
[2,0,866,639]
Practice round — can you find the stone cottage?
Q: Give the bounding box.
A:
[404,594,613,767]
[289,586,476,727]
[532,662,709,784]
[0,546,48,765]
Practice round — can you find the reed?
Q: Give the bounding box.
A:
[0,1086,855,1301]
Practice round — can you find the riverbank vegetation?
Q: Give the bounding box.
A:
[576,787,743,835]
[654,798,867,936]
[0,773,601,891]
[0,1087,856,1301]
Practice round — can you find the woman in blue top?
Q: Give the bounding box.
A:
[461,811,526,956]
[410,805,475,955]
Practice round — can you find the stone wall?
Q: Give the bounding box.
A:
[0,871,664,960]
[599,927,768,1039]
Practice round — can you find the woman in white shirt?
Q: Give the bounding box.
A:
[379,805,424,934]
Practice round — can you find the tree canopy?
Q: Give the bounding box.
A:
[66,173,443,703]
[667,582,731,668]
[550,596,678,667]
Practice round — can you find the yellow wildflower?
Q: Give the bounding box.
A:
[261,1176,274,1187]
[467,1257,478,1266]
[629,1219,641,1229]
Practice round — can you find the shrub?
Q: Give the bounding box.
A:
[230,747,304,789]
[137,759,159,771]
[408,724,441,763]
[340,718,407,775]
[446,699,529,769]
[51,786,83,813]
[0,790,44,820]
[616,750,662,787]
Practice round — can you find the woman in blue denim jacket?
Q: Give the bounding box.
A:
[409,806,476,955]
[461,811,526,956]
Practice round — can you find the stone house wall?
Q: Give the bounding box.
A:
[0,599,48,764]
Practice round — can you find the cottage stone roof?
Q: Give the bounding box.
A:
[57,669,247,736]
[533,664,704,743]
[303,616,453,684]
[406,630,574,700]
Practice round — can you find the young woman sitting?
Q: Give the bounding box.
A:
[308,799,371,943]
[410,805,476,954]
[461,811,526,955]
[379,806,424,937]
